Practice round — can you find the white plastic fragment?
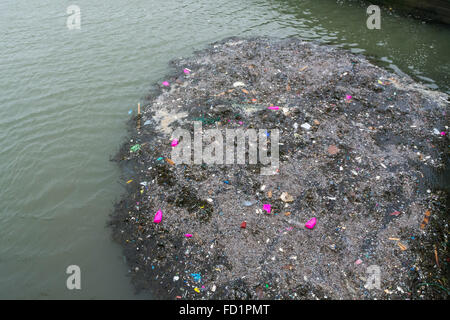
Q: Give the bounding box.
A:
[301,123,311,130]
[233,81,245,87]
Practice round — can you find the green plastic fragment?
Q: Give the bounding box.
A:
[130,144,141,152]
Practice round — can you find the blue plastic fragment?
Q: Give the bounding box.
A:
[191,273,201,282]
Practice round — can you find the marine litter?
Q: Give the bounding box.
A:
[110,37,449,299]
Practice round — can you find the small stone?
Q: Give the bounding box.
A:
[233,81,245,87]
[267,190,272,198]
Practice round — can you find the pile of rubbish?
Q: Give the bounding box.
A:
[110,37,449,299]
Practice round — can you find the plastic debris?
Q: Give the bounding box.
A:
[268,106,280,110]
[346,95,352,100]
[434,245,440,267]
[191,273,201,282]
[153,210,162,224]
[441,131,446,136]
[144,120,151,126]
[166,158,175,165]
[280,192,294,202]
[111,37,449,300]
[126,179,133,184]
[194,287,200,293]
[130,144,141,152]
[301,123,311,130]
[263,204,271,213]
[183,68,191,75]
[233,81,245,87]
[355,259,363,265]
[171,139,179,147]
[242,200,255,207]
[128,109,133,115]
[305,217,317,229]
[328,145,339,155]
[162,81,170,87]
[420,210,431,229]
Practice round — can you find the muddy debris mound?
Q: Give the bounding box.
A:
[110,37,449,300]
